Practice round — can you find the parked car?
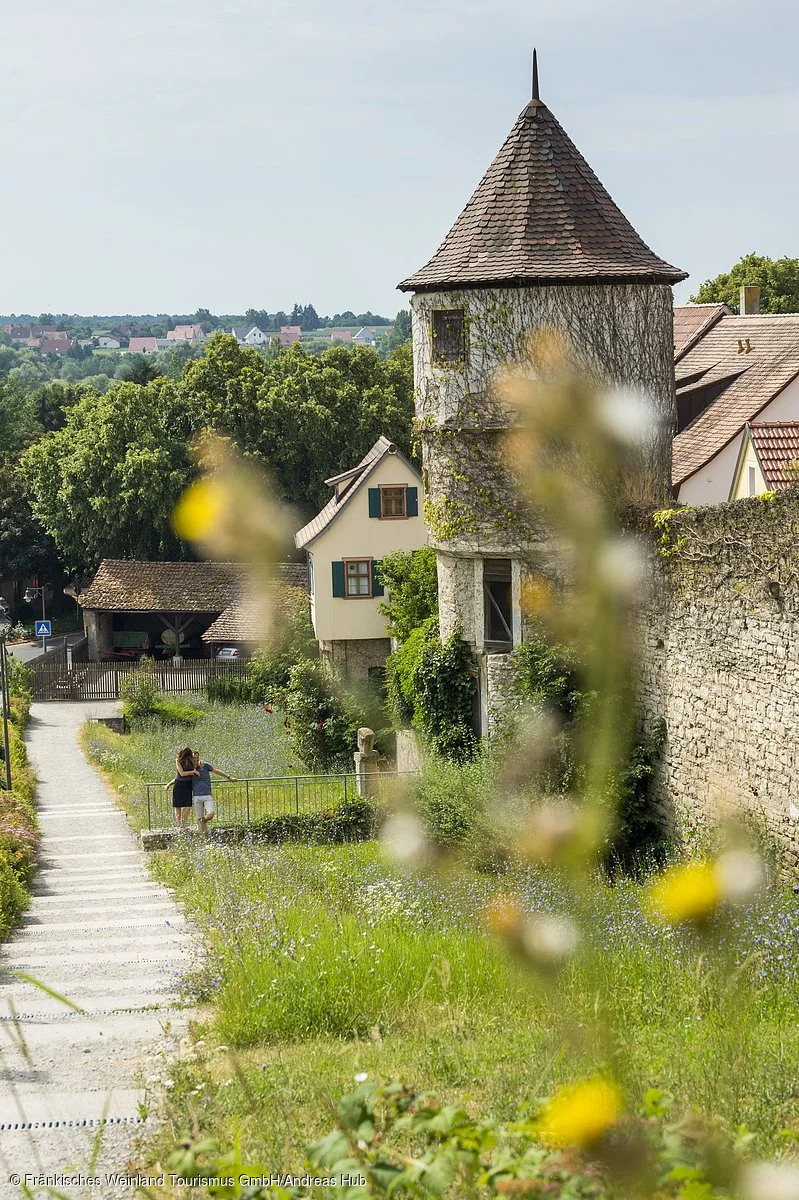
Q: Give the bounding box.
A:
[216,646,240,660]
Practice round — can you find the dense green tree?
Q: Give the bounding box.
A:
[692,253,799,313]
[33,381,91,432]
[21,379,196,570]
[180,334,415,512]
[383,307,412,353]
[0,378,39,454]
[0,457,61,584]
[194,307,219,331]
[118,355,164,385]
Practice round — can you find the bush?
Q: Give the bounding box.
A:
[121,659,203,728]
[410,753,499,865]
[0,691,37,937]
[204,602,318,707]
[283,659,365,772]
[0,855,25,940]
[388,617,477,761]
[248,800,377,844]
[119,658,161,720]
[505,624,668,869]
[149,697,204,728]
[377,546,439,642]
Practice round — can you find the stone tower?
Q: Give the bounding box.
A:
[397,59,686,733]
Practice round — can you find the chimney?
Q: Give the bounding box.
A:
[740,285,761,315]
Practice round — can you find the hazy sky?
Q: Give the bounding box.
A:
[1,0,797,316]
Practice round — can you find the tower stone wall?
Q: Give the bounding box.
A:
[411,283,677,647]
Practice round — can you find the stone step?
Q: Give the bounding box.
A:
[0,975,184,1000]
[16,918,188,937]
[0,1087,145,1127]
[21,906,177,924]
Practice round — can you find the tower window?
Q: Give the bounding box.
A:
[483,558,513,652]
[431,309,467,365]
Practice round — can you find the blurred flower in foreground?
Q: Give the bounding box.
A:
[647,862,720,925]
[482,894,523,937]
[173,477,230,543]
[381,811,429,866]
[595,385,657,448]
[172,433,292,567]
[715,847,765,905]
[538,1077,623,1148]
[521,800,579,862]
[741,1162,799,1200]
[647,851,764,925]
[521,914,579,970]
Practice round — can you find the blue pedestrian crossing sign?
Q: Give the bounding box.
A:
[35,620,51,638]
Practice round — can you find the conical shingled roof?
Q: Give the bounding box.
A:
[398,97,686,291]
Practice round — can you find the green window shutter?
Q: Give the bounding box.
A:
[368,488,381,518]
[371,560,385,597]
[406,486,419,517]
[331,561,345,597]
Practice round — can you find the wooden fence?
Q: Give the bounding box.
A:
[31,658,249,701]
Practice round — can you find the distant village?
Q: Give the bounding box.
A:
[0,319,392,356]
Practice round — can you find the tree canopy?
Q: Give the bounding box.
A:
[691,253,799,313]
[21,334,415,572]
[21,379,196,570]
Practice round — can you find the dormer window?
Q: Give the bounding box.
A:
[431,309,467,366]
[380,486,406,518]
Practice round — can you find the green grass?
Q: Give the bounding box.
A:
[140,839,799,1184]
[81,700,300,829]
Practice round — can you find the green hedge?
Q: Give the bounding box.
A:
[0,682,39,939]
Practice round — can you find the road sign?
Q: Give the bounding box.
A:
[35,620,52,638]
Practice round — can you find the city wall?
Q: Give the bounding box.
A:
[636,491,799,868]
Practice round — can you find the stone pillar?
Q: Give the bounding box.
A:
[85,610,112,661]
[354,727,380,799]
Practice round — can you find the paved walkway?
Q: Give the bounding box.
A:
[0,703,196,1198]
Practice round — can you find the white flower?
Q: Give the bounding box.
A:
[596,537,647,598]
[354,1072,368,1083]
[521,914,579,968]
[381,812,428,865]
[715,848,764,904]
[596,386,658,447]
[741,1162,799,1200]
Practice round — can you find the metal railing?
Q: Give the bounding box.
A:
[144,770,419,830]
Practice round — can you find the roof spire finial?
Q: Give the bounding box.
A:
[531,47,540,101]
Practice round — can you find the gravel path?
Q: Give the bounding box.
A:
[0,703,196,1198]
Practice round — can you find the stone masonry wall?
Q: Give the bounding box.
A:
[637,492,799,870]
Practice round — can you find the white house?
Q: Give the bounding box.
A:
[294,436,426,678]
[673,290,799,503]
[728,421,799,501]
[352,327,377,347]
[95,335,122,349]
[232,325,269,346]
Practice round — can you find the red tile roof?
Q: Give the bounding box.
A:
[128,336,159,353]
[672,314,799,487]
[80,559,307,615]
[673,304,728,359]
[202,582,308,644]
[398,97,685,291]
[748,422,799,490]
[79,560,243,611]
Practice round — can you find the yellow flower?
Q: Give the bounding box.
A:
[172,479,229,542]
[647,861,721,925]
[482,894,523,937]
[520,576,551,616]
[539,1078,623,1147]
